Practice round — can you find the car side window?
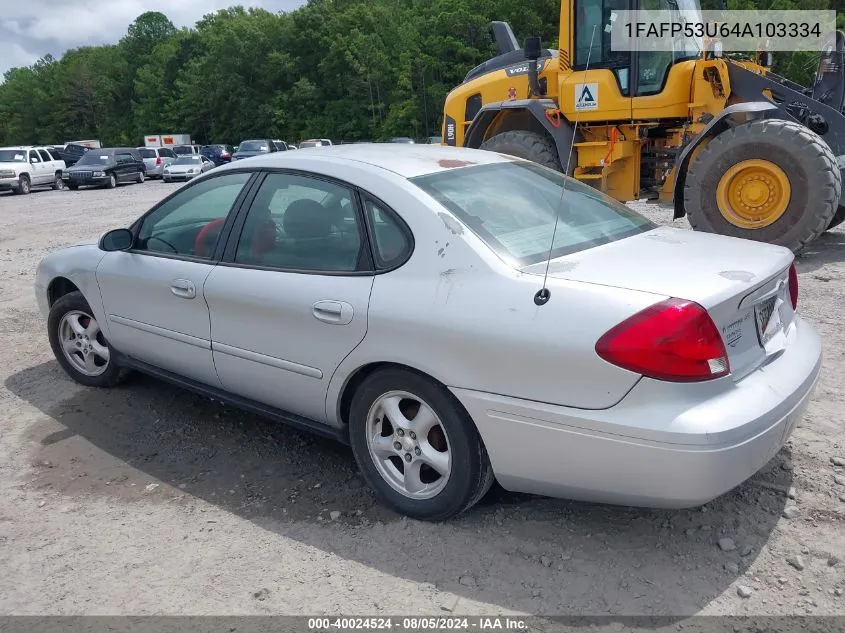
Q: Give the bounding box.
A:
[47,149,62,161]
[116,153,133,165]
[136,172,252,259]
[29,150,41,163]
[37,149,52,163]
[363,197,411,268]
[161,149,175,158]
[233,172,364,272]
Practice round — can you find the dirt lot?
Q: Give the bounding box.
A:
[0,182,843,618]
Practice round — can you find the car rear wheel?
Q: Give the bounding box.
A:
[15,175,31,195]
[348,367,494,521]
[136,171,145,184]
[52,172,63,190]
[47,291,131,388]
[106,173,117,189]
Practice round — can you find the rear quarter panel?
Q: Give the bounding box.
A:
[317,166,664,424]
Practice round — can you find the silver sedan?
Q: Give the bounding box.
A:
[34,145,822,521]
[162,155,214,182]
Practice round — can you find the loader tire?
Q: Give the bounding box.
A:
[684,119,840,253]
[826,205,845,231]
[480,131,563,172]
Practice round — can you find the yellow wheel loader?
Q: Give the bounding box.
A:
[441,0,845,252]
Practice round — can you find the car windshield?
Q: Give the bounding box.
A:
[173,146,193,155]
[76,151,113,165]
[410,162,656,266]
[239,141,268,152]
[140,149,156,158]
[0,150,27,162]
[173,156,201,165]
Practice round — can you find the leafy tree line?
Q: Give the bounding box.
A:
[0,0,841,147]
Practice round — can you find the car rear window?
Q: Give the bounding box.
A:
[410,162,655,266]
[140,149,156,158]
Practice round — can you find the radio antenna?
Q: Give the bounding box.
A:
[534,23,598,307]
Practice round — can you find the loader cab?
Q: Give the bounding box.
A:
[569,0,702,97]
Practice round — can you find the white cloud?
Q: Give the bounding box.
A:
[0,0,306,76]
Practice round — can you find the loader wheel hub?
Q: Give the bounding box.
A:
[716,160,791,229]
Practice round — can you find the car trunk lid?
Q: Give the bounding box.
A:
[521,227,796,380]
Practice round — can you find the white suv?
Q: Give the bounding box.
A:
[0,146,66,194]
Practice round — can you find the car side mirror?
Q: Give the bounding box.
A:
[99,228,134,252]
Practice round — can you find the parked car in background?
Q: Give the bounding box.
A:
[56,143,90,167]
[173,145,203,156]
[286,143,298,150]
[138,147,176,179]
[162,155,215,182]
[271,140,290,152]
[200,144,235,167]
[298,139,328,149]
[389,137,415,144]
[232,139,277,160]
[0,146,66,194]
[426,136,443,145]
[35,145,822,521]
[62,148,146,190]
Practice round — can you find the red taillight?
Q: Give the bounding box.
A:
[221,151,230,158]
[788,262,798,310]
[156,156,161,165]
[596,298,729,382]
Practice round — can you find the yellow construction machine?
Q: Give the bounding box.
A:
[441,0,845,252]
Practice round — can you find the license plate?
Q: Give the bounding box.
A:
[754,296,778,345]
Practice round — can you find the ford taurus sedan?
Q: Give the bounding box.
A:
[35,145,822,521]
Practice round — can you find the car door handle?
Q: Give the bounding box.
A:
[312,300,353,325]
[170,279,196,299]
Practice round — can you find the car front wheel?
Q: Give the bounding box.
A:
[15,175,31,195]
[106,173,117,189]
[47,291,131,388]
[348,367,494,521]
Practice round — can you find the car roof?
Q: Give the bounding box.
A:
[234,143,514,178]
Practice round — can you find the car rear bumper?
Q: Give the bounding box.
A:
[451,315,822,508]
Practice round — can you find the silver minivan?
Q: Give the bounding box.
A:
[137,147,176,179]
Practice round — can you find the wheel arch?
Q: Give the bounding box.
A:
[464,99,575,164]
[672,102,780,218]
[47,276,81,307]
[335,361,453,427]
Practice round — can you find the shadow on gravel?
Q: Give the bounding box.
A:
[796,229,845,274]
[6,362,793,618]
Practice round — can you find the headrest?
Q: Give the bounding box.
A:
[283,199,332,239]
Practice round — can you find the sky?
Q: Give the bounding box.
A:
[0,0,307,77]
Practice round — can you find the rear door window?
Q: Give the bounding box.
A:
[140,149,156,159]
[410,162,655,266]
[37,149,53,162]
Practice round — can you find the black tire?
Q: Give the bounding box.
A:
[52,172,63,190]
[106,173,117,189]
[826,205,845,231]
[68,184,79,191]
[348,367,494,521]
[683,119,840,253]
[47,291,131,388]
[480,130,563,172]
[15,175,31,195]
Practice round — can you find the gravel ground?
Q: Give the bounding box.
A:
[0,182,843,618]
